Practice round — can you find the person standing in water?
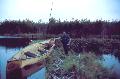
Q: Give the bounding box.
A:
[60,32,71,55]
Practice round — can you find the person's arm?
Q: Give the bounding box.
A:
[67,38,71,45]
[67,34,71,45]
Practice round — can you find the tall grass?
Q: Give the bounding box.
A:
[45,41,116,79]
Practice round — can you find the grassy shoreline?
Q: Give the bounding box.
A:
[45,45,116,79]
[44,39,118,79]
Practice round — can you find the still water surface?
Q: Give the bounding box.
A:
[102,54,120,78]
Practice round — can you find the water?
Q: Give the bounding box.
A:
[28,68,46,79]
[0,36,22,38]
[0,46,21,79]
[0,37,45,79]
[102,54,120,78]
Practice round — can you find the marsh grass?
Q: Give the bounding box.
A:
[45,45,114,79]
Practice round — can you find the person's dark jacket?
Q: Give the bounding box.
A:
[60,34,70,45]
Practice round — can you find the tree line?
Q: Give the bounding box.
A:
[0,18,120,38]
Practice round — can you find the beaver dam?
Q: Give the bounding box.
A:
[46,38,120,79]
[6,38,120,79]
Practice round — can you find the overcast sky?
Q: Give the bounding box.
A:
[0,0,120,22]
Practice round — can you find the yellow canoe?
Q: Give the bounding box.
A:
[7,39,55,79]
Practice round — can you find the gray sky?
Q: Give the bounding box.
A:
[0,0,120,22]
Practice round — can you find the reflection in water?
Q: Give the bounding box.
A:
[0,38,29,48]
[102,54,120,78]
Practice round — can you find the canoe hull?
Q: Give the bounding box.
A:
[6,39,55,79]
[7,59,44,79]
